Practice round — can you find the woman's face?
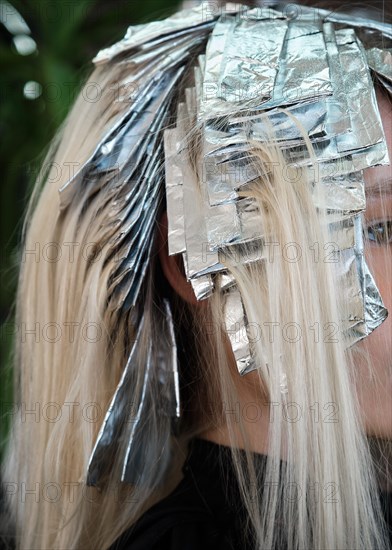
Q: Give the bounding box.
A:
[355,89,392,439]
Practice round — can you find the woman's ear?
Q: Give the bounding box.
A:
[157,211,202,306]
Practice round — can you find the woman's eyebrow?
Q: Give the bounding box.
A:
[365,178,392,197]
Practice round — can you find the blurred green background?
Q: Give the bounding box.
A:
[0,0,182,460]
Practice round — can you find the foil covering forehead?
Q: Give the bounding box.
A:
[164,5,391,376]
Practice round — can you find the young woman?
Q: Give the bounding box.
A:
[1,1,391,549]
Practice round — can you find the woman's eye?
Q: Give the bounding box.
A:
[365,221,392,245]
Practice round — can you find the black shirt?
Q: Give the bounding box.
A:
[0,438,390,549]
[109,437,255,550]
[109,437,392,550]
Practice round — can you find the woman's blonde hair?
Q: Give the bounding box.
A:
[1,8,391,550]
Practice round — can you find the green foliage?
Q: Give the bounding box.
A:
[0,0,182,459]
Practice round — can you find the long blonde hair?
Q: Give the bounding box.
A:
[2,10,391,550]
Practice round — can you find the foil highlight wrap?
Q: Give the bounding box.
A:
[165,6,390,378]
[223,288,255,376]
[87,298,180,486]
[53,3,391,487]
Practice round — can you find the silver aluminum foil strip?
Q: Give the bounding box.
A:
[110,141,163,238]
[121,339,153,482]
[117,34,209,96]
[351,141,390,171]
[121,298,180,483]
[103,72,187,312]
[202,98,332,159]
[202,154,257,207]
[242,101,328,144]
[338,216,388,342]
[87,298,181,488]
[131,34,197,69]
[262,124,389,170]
[279,43,387,161]
[323,22,350,136]
[95,72,178,176]
[274,24,382,150]
[363,257,389,333]
[112,36,201,98]
[92,3,240,65]
[107,200,157,310]
[270,25,332,106]
[223,287,255,376]
[203,130,249,159]
[180,119,223,278]
[199,14,288,120]
[186,238,268,283]
[190,275,214,301]
[200,21,354,209]
[337,248,366,337]
[366,48,392,85]
[316,141,389,180]
[219,239,265,267]
[206,201,240,247]
[282,10,321,39]
[219,271,236,293]
[310,171,366,214]
[87,314,146,486]
[160,299,180,420]
[206,198,260,250]
[101,190,159,309]
[352,214,388,335]
[335,30,384,154]
[204,195,357,253]
[164,127,186,255]
[290,3,392,40]
[166,89,200,257]
[59,35,203,210]
[202,162,250,207]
